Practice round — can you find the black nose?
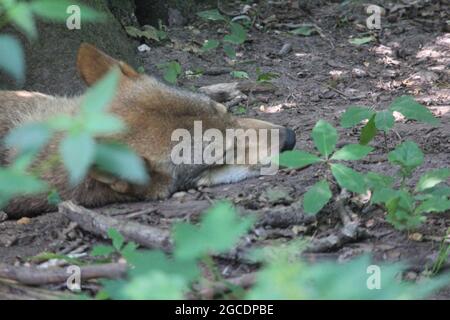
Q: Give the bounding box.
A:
[281,128,296,151]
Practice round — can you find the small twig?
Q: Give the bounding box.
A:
[313,79,350,100]
[0,263,127,286]
[58,201,173,251]
[192,272,256,299]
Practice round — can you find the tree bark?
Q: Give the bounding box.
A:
[0,0,139,96]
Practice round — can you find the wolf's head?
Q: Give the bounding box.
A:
[77,43,296,199]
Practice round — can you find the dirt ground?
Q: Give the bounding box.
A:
[1,0,450,299]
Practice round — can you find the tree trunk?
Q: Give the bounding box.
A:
[0,0,139,96]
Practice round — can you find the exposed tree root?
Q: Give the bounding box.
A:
[59,201,173,252]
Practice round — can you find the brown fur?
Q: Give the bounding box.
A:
[0,44,295,218]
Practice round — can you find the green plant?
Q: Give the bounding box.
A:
[157,61,182,84]
[367,141,450,230]
[91,228,138,259]
[349,36,375,45]
[197,9,247,59]
[256,67,280,84]
[277,120,372,215]
[341,96,439,147]
[230,70,249,79]
[100,201,254,299]
[125,21,167,42]
[96,202,450,300]
[289,25,317,36]
[431,228,450,275]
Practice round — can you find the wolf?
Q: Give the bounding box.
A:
[0,43,296,218]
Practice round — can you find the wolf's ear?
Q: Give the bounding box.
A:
[77,43,139,86]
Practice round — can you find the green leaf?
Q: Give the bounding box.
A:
[256,70,280,83]
[331,163,366,194]
[5,122,52,154]
[121,242,138,258]
[7,3,37,38]
[197,9,227,21]
[365,172,394,191]
[142,25,161,41]
[0,168,48,196]
[349,36,375,45]
[331,144,373,161]
[47,114,75,131]
[29,251,82,265]
[201,39,220,51]
[101,250,197,299]
[91,245,115,257]
[276,150,322,169]
[418,186,450,200]
[230,71,249,79]
[248,255,449,299]
[173,201,254,260]
[47,189,61,205]
[375,110,395,133]
[60,133,96,185]
[94,143,149,185]
[31,0,103,21]
[359,114,377,145]
[158,61,182,84]
[390,96,439,125]
[126,250,199,281]
[0,35,24,82]
[303,180,332,215]
[83,114,125,135]
[340,106,374,128]
[82,68,120,114]
[121,271,186,300]
[223,44,236,59]
[371,188,398,205]
[107,228,125,251]
[224,23,247,44]
[416,169,450,192]
[311,120,338,159]
[416,198,450,214]
[290,26,316,36]
[125,26,161,41]
[388,141,424,174]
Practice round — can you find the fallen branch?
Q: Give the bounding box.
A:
[0,263,127,286]
[59,201,173,251]
[0,280,76,300]
[256,206,316,229]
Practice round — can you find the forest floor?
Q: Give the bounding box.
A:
[1,0,449,299]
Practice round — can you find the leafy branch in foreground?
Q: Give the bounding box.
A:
[367,141,450,230]
[0,0,103,38]
[1,69,148,209]
[341,96,439,146]
[96,203,450,300]
[277,120,372,215]
[99,202,254,299]
[0,0,102,84]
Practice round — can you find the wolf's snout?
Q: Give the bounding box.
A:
[280,127,296,151]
